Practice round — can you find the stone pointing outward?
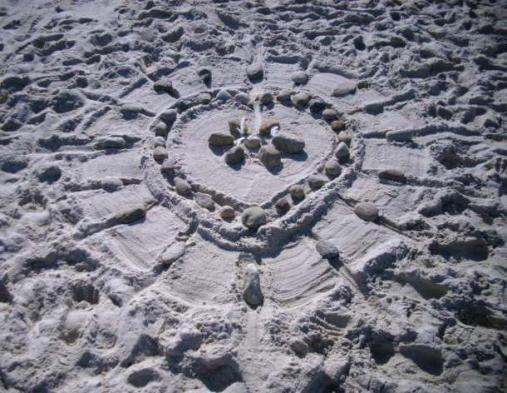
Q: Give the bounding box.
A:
[208,132,234,146]
[224,146,245,165]
[272,134,305,154]
[354,202,379,222]
[258,145,281,169]
[241,206,267,230]
[243,263,263,307]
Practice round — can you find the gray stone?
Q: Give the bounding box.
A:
[95,136,126,150]
[208,132,234,146]
[258,145,281,169]
[277,90,293,103]
[153,146,168,163]
[331,120,345,132]
[289,184,305,201]
[332,81,357,97]
[174,177,192,197]
[354,202,379,222]
[37,165,61,183]
[291,71,308,85]
[325,159,342,178]
[195,192,215,211]
[316,240,340,259]
[224,146,245,165]
[241,206,267,230]
[337,130,353,144]
[153,136,165,147]
[309,98,326,113]
[272,134,305,154]
[216,89,232,101]
[243,263,263,307]
[247,63,263,81]
[322,108,338,122]
[153,121,168,138]
[378,169,406,183]
[335,142,350,162]
[275,198,291,216]
[159,109,177,126]
[260,92,273,105]
[235,93,250,105]
[291,92,310,108]
[307,175,326,190]
[219,205,235,221]
[244,136,261,149]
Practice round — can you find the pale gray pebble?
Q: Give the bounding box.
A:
[316,240,340,259]
[307,174,326,190]
[225,146,245,165]
[219,205,235,221]
[258,145,281,169]
[337,130,353,144]
[332,81,357,97]
[216,89,232,101]
[291,92,310,108]
[174,177,192,197]
[194,92,212,105]
[325,159,342,178]
[354,202,379,222]
[209,132,234,146]
[241,206,267,230]
[272,134,305,154]
[244,136,261,149]
[195,192,215,211]
[322,108,338,122]
[378,168,406,183]
[291,71,308,85]
[275,198,291,216]
[289,184,305,201]
[243,263,263,307]
[335,142,350,162]
[153,146,168,163]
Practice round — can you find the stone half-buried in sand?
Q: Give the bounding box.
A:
[243,263,263,307]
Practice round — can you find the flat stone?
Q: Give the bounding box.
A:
[316,240,340,259]
[307,174,326,190]
[208,132,234,146]
[258,145,281,169]
[378,168,406,183]
[195,192,215,211]
[354,202,379,222]
[291,92,310,108]
[272,134,305,154]
[332,81,357,97]
[224,146,245,165]
[243,263,263,307]
[325,159,342,178]
[241,206,267,230]
[291,71,308,85]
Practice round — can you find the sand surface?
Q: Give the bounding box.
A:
[0,0,506,392]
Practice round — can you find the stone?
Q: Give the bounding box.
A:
[275,198,291,216]
[277,90,293,103]
[354,202,379,222]
[332,81,357,97]
[174,177,192,197]
[322,108,338,122]
[216,89,232,101]
[291,92,310,108]
[244,136,261,149]
[208,132,234,146]
[335,142,350,162]
[307,175,326,190]
[160,109,177,127]
[153,136,165,147]
[316,240,340,259]
[219,205,235,221]
[247,62,263,81]
[197,68,211,86]
[153,146,168,163]
[272,134,305,154]
[95,136,126,150]
[153,121,168,138]
[153,80,179,97]
[309,98,326,113]
[258,145,281,169]
[289,184,305,201]
[194,92,212,105]
[243,263,263,307]
[325,159,342,178]
[225,146,245,165]
[241,206,267,230]
[37,165,61,183]
[235,93,250,105]
[228,119,241,134]
[260,92,274,105]
[291,71,308,85]
[195,192,215,211]
[161,160,176,177]
[331,120,345,132]
[259,119,279,136]
[156,243,185,272]
[378,169,406,183]
[337,130,353,144]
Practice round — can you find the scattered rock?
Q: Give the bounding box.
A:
[354,202,379,222]
[291,71,308,85]
[241,206,267,230]
[316,240,340,259]
[225,146,245,165]
[258,145,281,169]
[194,92,212,105]
[291,92,310,108]
[331,120,345,132]
[335,142,350,162]
[37,165,61,183]
[219,205,235,221]
[259,119,279,136]
[322,108,338,122]
[247,62,263,81]
[307,175,326,190]
[289,184,305,201]
[275,198,291,216]
[325,159,342,178]
[272,134,305,154]
[195,192,215,211]
[244,136,261,149]
[378,169,406,183]
[153,146,168,163]
[209,132,234,146]
[243,263,263,307]
[174,177,192,197]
